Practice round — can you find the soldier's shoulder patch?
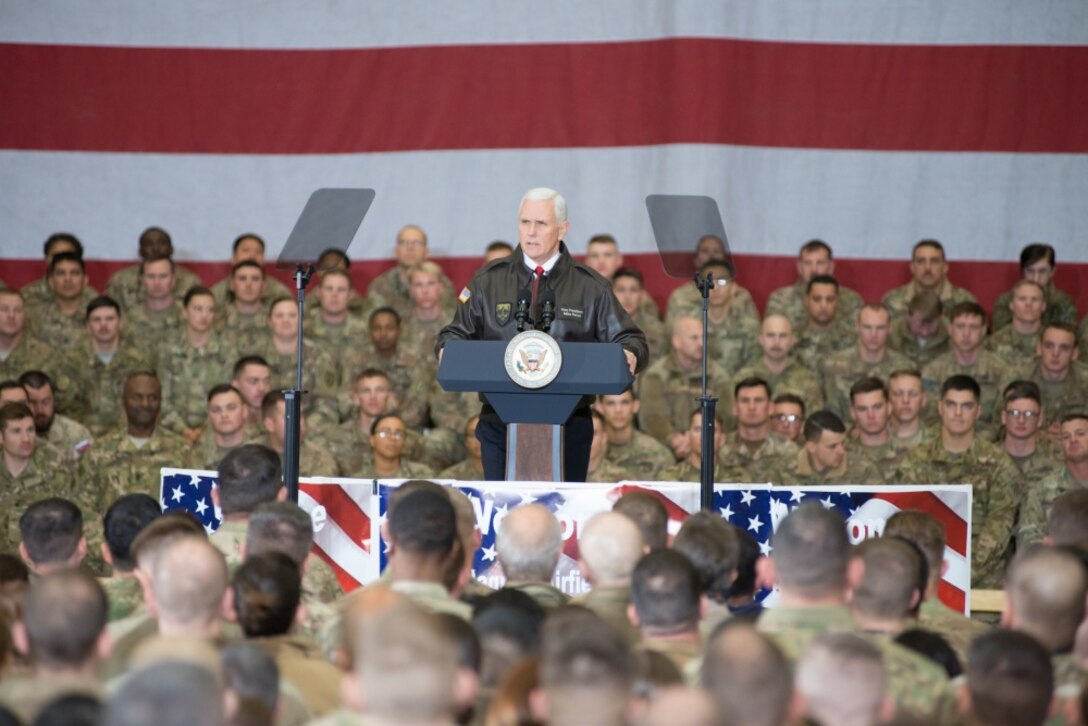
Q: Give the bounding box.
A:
[458,287,471,304]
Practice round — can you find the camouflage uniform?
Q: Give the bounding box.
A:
[639,639,704,677]
[631,305,668,361]
[214,304,266,341]
[323,419,426,477]
[605,431,673,480]
[765,280,865,332]
[820,347,913,422]
[1017,465,1088,549]
[506,580,570,609]
[100,575,144,622]
[1006,436,1063,482]
[251,634,343,717]
[238,333,343,427]
[0,335,62,386]
[185,431,245,470]
[660,458,748,484]
[586,456,633,483]
[78,427,191,503]
[572,585,641,646]
[992,283,1079,331]
[665,283,758,326]
[389,579,473,620]
[732,358,824,414]
[277,437,345,478]
[886,316,950,369]
[921,349,1009,432]
[1014,360,1088,429]
[882,279,977,322]
[419,427,467,472]
[366,266,457,321]
[25,300,88,352]
[771,448,884,486]
[717,431,799,482]
[0,443,84,553]
[42,414,94,464]
[758,604,954,723]
[983,324,1040,360]
[916,598,990,666]
[638,355,735,444]
[209,274,292,308]
[157,337,238,435]
[899,436,1020,588]
[341,345,432,430]
[20,278,98,312]
[122,301,185,364]
[891,424,935,450]
[438,457,485,481]
[356,459,435,480]
[57,339,153,436]
[399,312,453,363]
[791,316,858,370]
[848,438,909,483]
[428,377,479,433]
[304,309,370,351]
[105,263,203,313]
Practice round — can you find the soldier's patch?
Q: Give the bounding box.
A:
[458,287,471,304]
[496,303,512,325]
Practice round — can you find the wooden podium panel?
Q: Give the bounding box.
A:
[507,423,563,481]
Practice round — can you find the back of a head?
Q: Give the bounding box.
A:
[103,494,163,572]
[216,444,283,516]
[612,492,669,551]
[579,511,644,586]
[130,511,207,574]
[496,504,562,583]
[1048,491,1088,546]
[19,497,83,567]
[1007,545,1088,652]
[232,551,302,638]
[21,570,107,669]
[630,549,701,634]
[103,661,223,726]
[851,538,923,621]
[220,641,280,716]
[245,501,314,567]
[771,503,850,599]
[967,630,1053,726]
[701,621,792,726]
[894,629,962,679]
[389,488,457,557]
[672,511,740,599]
[796,632,886,726]
[727,527,761,601]
[882,510,945,589]
[32,693,100,726]
[150,536,228,628]
[472,588,547,688]
[385,479,446,519]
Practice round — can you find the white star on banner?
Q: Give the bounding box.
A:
[849,507,858,517]
[719,505,733,519]
[189,474,202,487]
[195,498,208,515]
[519,493,535,506]
[482,546,497,562]
[171,486,184,503]
[747,515,762,533]
[759,540,773,556]
[820,496,835,509]
[495,504,509,518]
[790,489,804,503]
[741,490,755,505]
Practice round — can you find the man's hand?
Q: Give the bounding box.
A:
[624,349,637,375]
[670,432,691,460]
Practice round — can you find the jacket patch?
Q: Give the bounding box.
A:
[559,306,584,321]
[496,303,512,325]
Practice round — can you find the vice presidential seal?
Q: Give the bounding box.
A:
[504,330,562,389]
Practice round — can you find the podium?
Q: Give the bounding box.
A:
[438,340,633,481]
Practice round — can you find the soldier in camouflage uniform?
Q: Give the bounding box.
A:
[719,377,798,482]
[424,376,477,470]
[57,297,153,437]
[438,417,485,481]
[104,227,202,313]
[214,260,272,340]
[687,259,760,375]
[584,233,660,317]
[886,289,950,369]
[208,233,291,308]
[367,225,456,320]
[231,355,274,438]
[0,289,74,408]
[98,493,163,622]
[845,378,907,482]
[766,239,865,331]
[185,384,251,470]
[595,390,673,480]
[887,370,934,449]
[611,267,668,360]
[261,391,344,478]
[358,414,435,480]
[20,370,93,463]
[771,410,882,486]
[790,275,858,370]
[881,238,977,322]
[19,233,99,312]
[820,303,911,421]
[1012,323,1088,435]
[992,244,1079,331]
[733,315,824,415]
[324,369,426,475]
[1017,413,1088,548]
[638,316,735,460]
[997,380,1062,484]
[985,279,1046,359]
[77,372,190,504]
[399,261,456,363]
[304,269,370,350]
[660,410,747,483]
[25,252,91,352]
[117,257,186,362]
[898,375,1021,588]
[663,233,758,323]
[586,410,634,483]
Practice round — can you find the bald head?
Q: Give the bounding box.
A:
[640,687,722,726]
[151,536,229,631]
[497,504,563,583]
[1005,545,1088,652]
[578,511,644,587]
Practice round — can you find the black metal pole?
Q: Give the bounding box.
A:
[695,272,718,511]
[284,263,314,503]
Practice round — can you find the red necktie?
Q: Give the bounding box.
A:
[531,265,545,315]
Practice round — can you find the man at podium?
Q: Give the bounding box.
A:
[436,187,648,482]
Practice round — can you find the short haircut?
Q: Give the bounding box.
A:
[851,537,923,620]
[407,260,443,282]
[103,661,223,726]
[611,267,644,286]
[44,232,83,258]
[0,402,33,432]
[221,642,280,714]
[1048,490,1088,545]
[799,239,832,258]
[773,393,806,418]
[630,549,701,633]
[353,367,391,386]
[672,511,740,599]
[894,629,962,679]
[485,240,513,255]
[472,588,546,669]
[805,274,838,294]
[232,551,301,637]
[317,247,351,268]
[770,502,850,597]
[496,504,562,583]
[883,510,945,587]
[17,369,54,392]
[434,611,482,673]
[941,374,981,402]
[612,492,668,550]
[578,511,645,586]
[803,410,845,442]
[912,238,945,258]
[906,289,942,320]
[151,536,228,627]
[138,255,175,275]
[1010,278,1045,297]
[266,296,294,317]
[538,606,633,692]
[261,389,285,420]
[370,412,404,437]
[726,527,761,600]
[183,285,215,307]
[587,233,617,247]
[48,251,84,274]
[85,295,121,320]
[245,501,314,567]
[206,383,243,404]
[103,494,163,572]
[888,368,924,386]
[796,632,886,726]
[1044,321,1079,346]
[129,511,207,571]
[849,376,887,404]
[21,570,107,668]
[389,488,457,556]
[33,693,101,725]
[231,259,265,277]
[19,497,83,565]
[699,257,736,279]
[232,354,271,380]
[734,376,771,399]
[385,479,447,519]
[701,622,792,726]
[368,305,401,329]
[216,444,283,516]
[1020,243,1056,271]
[950,300,986,323]
[1003,379,1042,407]
[233,233,265,253]
[1006,545,1087,652]
[966,630,1053,726]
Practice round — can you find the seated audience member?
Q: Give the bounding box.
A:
[209,233,291,308]
[229,355,272,435]
[586,409,633,483]
[0,571,108,724]
[141,535,229,642]
[216,259,271,339]
[496,504,567,609]
[343,307,429,429]
[821,303,911,420]
[366,224,455,319]
[596,390,672,480]
[18,497,87,576]
[701,621,797,726]
[306,268,369,348]
[992,243,1078,330]
[767,238,864,329]
[20,233,96,311]
[686,258,760,375]
[963,630,1054,726]
[400,260,454,362]
[1022,323,1088,430]
[120,256,186,356]
[986,279,1047,358]
[611,267,666,356]
[887,289,950,368]
[26,252,92,351]
[791,274,857,368]
[733,315,824,413]
[770,393,806,445]
[660,410,735,483]
[574,511,645,646]
[719,377,799,481]
[433,612,483,724]
[894,629,963,679]
[629,549,704,673]
[0,289,59,393]
[998,380,1061,480]
[483,240,514,263]
[849,537,925,638]
[665,234,758,323]
[19,370,92,463]
[724,527,764,621]
[99,493,162,622]
[772,410,881,485]
[882,238,977,322]
[260,390,342,477]
[105,225,200,313]
[887,369,932,447]
[220,641,282,726]
[672,511,740,636]
[187,384,250,470]
[328,368,427,474]
[363,413,435,479]
[612,490,669,551]
[1045,490,1088,546]
[846,377,908,481]
[796,632,890,726]
[102,661,225,726]
[472,589,546,706]
[439,416,485,481]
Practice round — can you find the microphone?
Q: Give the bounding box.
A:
[539,289,556,333]
[515,289,531,331]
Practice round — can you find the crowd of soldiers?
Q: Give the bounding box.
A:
[0,226,1087,723]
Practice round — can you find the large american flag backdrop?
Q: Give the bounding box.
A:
[160,470,972,613]
[3,2,1088,314]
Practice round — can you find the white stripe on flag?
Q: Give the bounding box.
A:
[943,547,970,593]
[298,490,376,585]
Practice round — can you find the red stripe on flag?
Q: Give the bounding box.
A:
[299,481,372,553]
[875,492,969,556]
[310,545,362,593]
[3,39,1086,154]
[937,579,966,614]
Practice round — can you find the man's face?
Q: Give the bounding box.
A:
[706,266,734,307]
[804,283,839,326]
[395,227,428,267]
[938,389,980,437]
[1009,284,1045,326]
[585,243,622,279]
[44,240,77,264]
[24,384,55,433]
[87,307,122,346]
[208,391,246,437]
[230,267,265,304]
[233,365,272,409]
[182,294,216,334]
[671,319,703,364]
[123,375,162,429]
[758,317,794,363]
[949,314,985,355]
[264,401,300,449]
[734,385,771,428]
[0,294,26,338]
[856,308,890,354]
[1061,418,1088,465]
[48,260,86,301]
[1038,329,1078,377]
[599,392,638,431]
[231,237,265,265]
[611,277,642,316]
[889,376,926,424]
[688,413,724,456]
[910,244,947,289]
[268,302,298,339]
[693,237,726,268]
[409,271,441,311]
[141,259,175,301]
[851,390,889,437]
[1,416,36,461]
[518,199,568,265]
[797,248,833,283]
[1024,259,1054,288]
[771,403,804,441]
[319,275,351,315]
[1001,397,1042,442]
[353,376,393,417]
[371,417,407,460]
[806,430,846,471]
[369,313,400,354]
[906,311,942,340]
